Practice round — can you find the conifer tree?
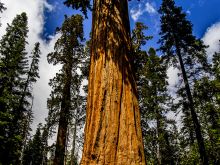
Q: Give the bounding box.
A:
[191,49,220,164]
[158,0,208,164]
[47,14,85,165]
[68,75,87,165]
[131,22,179,163]
[19,42,41,162]
[22,124,44,165]
[40,110,59,165]
[131,22,152,83]
[0,12,29,164]
[140,48,178,164]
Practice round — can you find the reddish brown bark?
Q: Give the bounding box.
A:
[80,0,146,164]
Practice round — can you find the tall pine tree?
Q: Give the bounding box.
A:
[0,12,29,164]
[158,0,208,164]
[22,124,44,165]
[141,48,178,164]
[19,42,41,162]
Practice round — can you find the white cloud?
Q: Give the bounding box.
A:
[0,0,59,132]
[43,1,54,11]
[186,10,191,15]
[145,2,156,14]
[166,20,220,95]
[167,66,180,97]
[130,1,157,21]
[166,22,220,93]
[130,4,144,21]
[202,22,220,61]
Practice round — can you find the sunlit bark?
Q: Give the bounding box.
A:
[80,0,146,164]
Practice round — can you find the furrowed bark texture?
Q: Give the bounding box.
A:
[80,0,146,164]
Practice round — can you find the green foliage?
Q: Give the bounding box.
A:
[132,22,179,164]
[0,12,29,164]
[28,42,40,83]
[0,13,41,164]
[191,48,220,164]
[46,14,85,131]
[159,0,207,69]
[159,0,208,69]
[22,124,44,165]
[131,22,152,82]
[64,0,91,18]
[47,14,87,164]
[141,49,179,164]
[159,0,210,164]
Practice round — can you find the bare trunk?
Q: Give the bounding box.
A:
[80,0,146,164]
[71,101,78,165]
[156,110,161,165]
[176,43,208,165]
[54,61,72,165]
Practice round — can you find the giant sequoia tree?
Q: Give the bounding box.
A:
[47,14,84,165]
[65,0,146,164]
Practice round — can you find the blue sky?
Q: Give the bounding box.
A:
[43,0,92,40]
[43,0,220,50]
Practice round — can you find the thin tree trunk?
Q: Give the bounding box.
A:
[20,97,34,165]
[156,109,161,165]
[71,115,77,165]
[80,0,146,164]
[164,132,174,165]
[54,61,72,165]
[175,44,208,165]
[71,97,78,165]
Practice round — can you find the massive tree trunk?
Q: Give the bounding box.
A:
[80,0,146,164]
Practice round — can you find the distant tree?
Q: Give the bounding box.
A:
[47,14,85,165]
[0,12,29,164]
[22,124,44,165]
[141,48,178,164]
[131,21,180,164]
[40,107,58,165]
[158,0,209,164]
[69,40,90,165]
[131,22,152,82]
[19,42,41,162]
[192,49,220,164]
